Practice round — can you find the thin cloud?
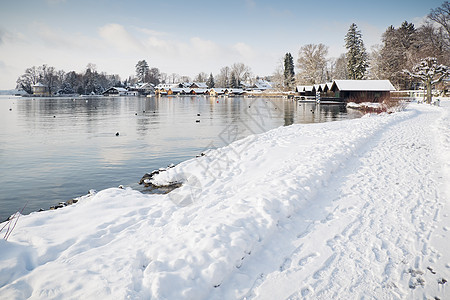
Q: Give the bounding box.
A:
[134,27,168,37]
[232,42,254,59]
[98,23,145,53]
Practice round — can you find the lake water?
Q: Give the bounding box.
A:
[0,95,362,220]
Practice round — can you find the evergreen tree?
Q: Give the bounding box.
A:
[206,73,215,88]
[135,60,150,83]
[345,23,369,80]
[283,53,295,89]
[230,72,238,88]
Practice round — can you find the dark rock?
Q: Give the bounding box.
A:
[115,132,120,136]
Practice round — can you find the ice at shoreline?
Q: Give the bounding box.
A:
[1,101,449,299]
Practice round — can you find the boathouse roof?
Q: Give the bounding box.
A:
[331,80,396,92]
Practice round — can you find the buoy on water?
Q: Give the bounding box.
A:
[115,132,120,136]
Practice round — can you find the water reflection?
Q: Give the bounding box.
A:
[0,95,362,220]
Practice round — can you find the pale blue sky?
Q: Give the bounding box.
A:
[0,0,444,89]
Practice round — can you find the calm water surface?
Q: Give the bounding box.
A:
[0,95,362,220]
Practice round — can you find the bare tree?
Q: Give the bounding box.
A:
[296,43,329,84]
[194,72,208,82]
[367,45,383,80]
[231,63,252,86]
[271,58,285,89]
[330,54,348,80]
[428,1,450,48]
[169,73,179,84]
[148,68,161,85]
[215,66,231,88]
[180,75,191,83]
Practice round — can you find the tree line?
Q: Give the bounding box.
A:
[16,59,256,95]
[16,63,122,95]
[16,2,449,95]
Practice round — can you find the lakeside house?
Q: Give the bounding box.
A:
[296,80,396,102]
[153,79,274,96]
[127,83,155,95]
[295,85,316,97]
[102,87,137,96]
[32,82,50,96]
[330,80,396,102]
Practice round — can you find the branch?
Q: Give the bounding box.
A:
[431,71,450,85]
[403,69,426,81]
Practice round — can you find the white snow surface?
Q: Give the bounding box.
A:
[1,101,450,299]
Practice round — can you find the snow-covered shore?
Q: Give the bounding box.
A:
[1,101,449,299]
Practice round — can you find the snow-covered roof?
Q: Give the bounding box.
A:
[304,86,315,92]
[191,82,208,88]
[192,88,208,94]
[210,88,226,94]
[32,82,47,87]
[331,80,396,91]
[319,83,327,91]
[228,88,244,94]
[114,87,128,92]
[139,83,154,89]
[254,80,273,90]
[103,87,127,92]
[156,83,178,89]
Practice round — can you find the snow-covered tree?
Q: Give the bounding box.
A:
[147,68,161,85]
[231,63,251,86]
[331,54,348,80]
[206,73,215,88]
[283,52,295,89]
[345,23,369,80]
[194,72,208,82]
[216,66,231,88]
[404,57,449,103]
[271,58,285,89]
[15,66,40,94]
[135,60,150,83]
[230,72,238,88]
[296,43,328,84]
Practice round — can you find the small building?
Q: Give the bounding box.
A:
[209,88,227,96]
[190,82,208,89]
[155,83,179,90]
[102,87,133,96]
[250,80,273,91]
[228,88,244,96]
[330,80,396,102]
[32,82,50,96]
[189,88,208,95]
[136,83,155,95]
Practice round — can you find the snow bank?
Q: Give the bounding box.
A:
[1,102,449,299]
